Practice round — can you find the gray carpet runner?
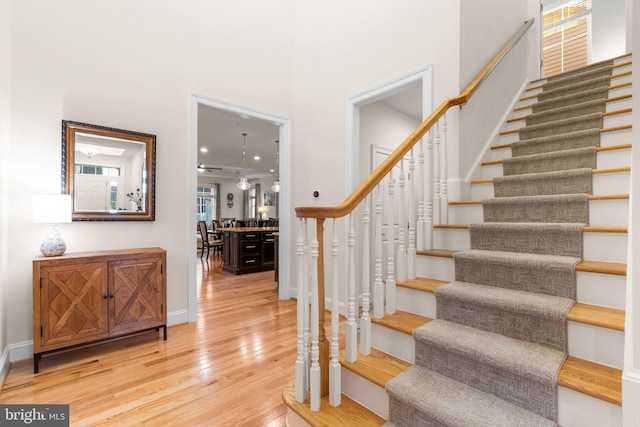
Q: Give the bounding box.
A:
[384,59,614,426]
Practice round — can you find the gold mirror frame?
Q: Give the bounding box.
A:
[62,120,156,221]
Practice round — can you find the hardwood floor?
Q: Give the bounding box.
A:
[0,254,297,426]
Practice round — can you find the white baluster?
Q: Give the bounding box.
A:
[397,160,407,283]
[295,218,307,403]
[407,148,416,279]
[346,215,357,364]
[303,219,311,394]
[373,185,384,319]
[330,220,342,406]
[440,115,449,224]
[386,170,396,314]
[417,138,426,251]
[433,124,441,226]
[425,132,434,250]
[360,197,372,355]
[309,221,320,411]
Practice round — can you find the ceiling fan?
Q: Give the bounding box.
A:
[197,163,223,173]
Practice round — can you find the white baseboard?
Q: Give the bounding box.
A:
[0,345,9,386]
[623,369,640,426]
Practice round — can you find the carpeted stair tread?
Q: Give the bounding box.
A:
[435,281,574,351]
[519,112,603,140]
[502,146,596,176]
[526,99,607,125]
[385,365,556,427]
[510,128,600,157]
[454,249,580,299]
[541,63,613,91]
[493,168,593,197]
[482,193,590,224]
[413,319,565,421]
[537,75,612,102]
[531,86,610,113]
[470,222,584,257]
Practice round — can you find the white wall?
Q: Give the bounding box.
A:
[623,0,640,424]
[457,1,535,185]
[0,0,11,371]
[7,0,295,348]
[592,0,627,62]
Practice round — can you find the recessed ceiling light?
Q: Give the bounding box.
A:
[200,147,208,153]
[254,155,260,161]
[269,169,275,173]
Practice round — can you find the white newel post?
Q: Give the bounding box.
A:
[330,220,341,406]
[345,215,358,363]
[407,148,416,279]
[386,170,396,314]
[373,185,384,319]
[397,160,407,283]
[425,132,434,250]
[360,198,372,355]
[440,115,449,224]
[295,218,308,403]
[309,221,320,411]
[417,139,426,251]
[433,125,441,226]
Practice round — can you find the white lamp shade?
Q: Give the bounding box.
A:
[33,194,73,224]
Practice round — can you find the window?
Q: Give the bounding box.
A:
[197,186,218,223]
[542,0,591,77]
[75,164,121,176]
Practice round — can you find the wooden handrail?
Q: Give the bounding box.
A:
[296,18,535,220]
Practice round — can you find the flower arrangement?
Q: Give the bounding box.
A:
[126,188,143,211]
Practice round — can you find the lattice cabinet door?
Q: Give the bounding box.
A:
[108,257,165,336]
[38,262,109,351]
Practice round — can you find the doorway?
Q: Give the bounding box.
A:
[188,93,292,322]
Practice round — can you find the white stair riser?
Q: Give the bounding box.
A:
[448,199,630,226]
[568,322,624,369]
[503,111,630,132]
[396,286,436,318]
[333,373,623,427]
[433,228,470,250]
[577,272,627,309]
[371,323,415,364]
[482,148,630,179]
[606,96,632,112]
[416,256,627,309]
[433,227,628,264]
[472,171,630,199]
[558,387,622,427]
[341,369,389,419]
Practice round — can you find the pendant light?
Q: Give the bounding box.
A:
[237,132,251,190]
[271,139,280,193]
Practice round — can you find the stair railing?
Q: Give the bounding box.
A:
[293,18,535,410]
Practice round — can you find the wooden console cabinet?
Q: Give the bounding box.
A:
[222,227,277,275]
[32,247,167,373]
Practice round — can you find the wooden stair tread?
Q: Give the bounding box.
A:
[508,107,631,123]
[450,195,628,203]
[485,144,631,158]
[340,348,411,388]
[558,356,622,406]
[282,382,386,426]
[433,223,628,234]
[576,260,627,275]
[568,303,625,331]
[371,310,431,335]
[416,249,455,258]
[397,277,448,293]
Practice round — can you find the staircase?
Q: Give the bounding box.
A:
[284,54,632,427]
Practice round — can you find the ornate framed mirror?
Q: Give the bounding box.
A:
[62,120,156,221]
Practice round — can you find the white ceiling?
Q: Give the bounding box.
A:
[196,86,422,180]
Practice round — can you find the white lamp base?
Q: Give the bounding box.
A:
[40,224,67,257]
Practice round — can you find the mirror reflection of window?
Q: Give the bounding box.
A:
[74,132,146,212]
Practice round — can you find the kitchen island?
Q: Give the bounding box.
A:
[222,227,278,275]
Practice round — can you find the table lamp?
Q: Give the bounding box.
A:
[32,194,72,257]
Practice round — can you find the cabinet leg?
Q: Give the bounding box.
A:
[163,325,167,340]
[33,354,41,374]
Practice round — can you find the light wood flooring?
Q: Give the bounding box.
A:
[0,253,297,426]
